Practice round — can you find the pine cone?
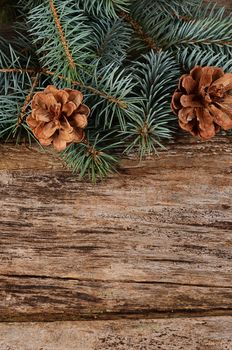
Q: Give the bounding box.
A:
[27,85,90,151]
[171,66,232,139]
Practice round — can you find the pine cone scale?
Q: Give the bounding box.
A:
[62,101,77,117]
[40,121,59,139]
[33,92,58,111]
[208,104,232,130]
[71,114,88,129]
[32,108,51,122]
[198,67,214,93]
[53,90,69,105]
[64,89,83,107]
[195,108,215,139]
[181,75,197,94]
[180,95,203,108]
[171,92,182,113]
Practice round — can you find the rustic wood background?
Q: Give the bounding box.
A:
[1,135,232,349]
[1,1,232,349]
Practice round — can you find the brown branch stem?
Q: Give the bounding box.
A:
[49,0,75,69]
[118,10,161,52]
[0,68,128,109]
[17,73,40,127]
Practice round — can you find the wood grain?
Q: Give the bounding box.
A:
[0,317,232,350]
[0,136,232,321]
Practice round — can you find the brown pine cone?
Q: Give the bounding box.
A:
[27,85,90,151]
[171,66,232,139]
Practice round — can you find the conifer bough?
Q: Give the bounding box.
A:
[0,0,232,181]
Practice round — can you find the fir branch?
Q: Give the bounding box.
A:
[129,0,232,55]
[123,51,180,157]
[0,67,129,109]
[137,0,201,16]
[84,63,140,129]
[18,0,43,11]
[0,40,38,95]
[90,18,132,67]
[0,68,38,74]
[44,68,130,110]
[118,10,160,52]
[168,7,232,49]
[171,1,227,22]
[48,0,75,69]
[177,47,232,73]
[60,131,120,182]
[28,0,94,78]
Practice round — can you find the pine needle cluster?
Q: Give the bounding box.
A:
[0,0,232,181]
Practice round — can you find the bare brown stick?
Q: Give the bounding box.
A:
[17,73,40,127]
[172,12,194,22]
[118,10,161,52]
[49,0,75,69]
[43,69,128,109]
[0,68,40,74]
[0,68,128,109]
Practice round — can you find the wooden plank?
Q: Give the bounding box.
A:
[0,317,232,350]
[0,137,232,320]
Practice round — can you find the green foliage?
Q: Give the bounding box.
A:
[28,0,94,80]
[0,0,232,181]
[0,87,35,144]
[150,0,202,15]
[76,0,132,18]
[84,63,140,129]
[124,51,180,157]
[177,47,232,73]
[131,0,232,58]
[60,131,120,182]
[90,18,132,67]
[165,6,232,52]
[0,40,33,92]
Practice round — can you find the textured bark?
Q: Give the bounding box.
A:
[0,317,232,350]
[0,136,232,322]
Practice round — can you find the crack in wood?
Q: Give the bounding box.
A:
[1,274,232,289]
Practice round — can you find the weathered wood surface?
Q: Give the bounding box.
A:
[0,317,232,350]
[0,136,232,322]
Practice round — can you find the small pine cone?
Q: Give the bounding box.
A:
[27,85,90,151]
[171,66,232,139]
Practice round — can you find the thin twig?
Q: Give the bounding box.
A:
[17,73,40,127]
[172,12,194,22]
[49,0,75,69]
[118,10,161,52]
[0,68,40,74]
[42,69,128,109]
[0,68,128,109]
